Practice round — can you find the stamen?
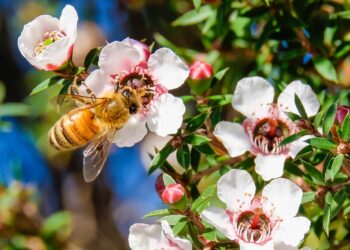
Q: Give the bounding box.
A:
[35,30,65,56]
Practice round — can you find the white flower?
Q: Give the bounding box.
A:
[214,77,319,181]
[201,169,311,250]
[18,5,78,71]
[81,38,189,147]
[129,220,192,250]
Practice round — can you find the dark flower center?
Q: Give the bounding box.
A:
[252,118,290,154]
[237,210,271,243]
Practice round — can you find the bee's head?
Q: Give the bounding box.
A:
[121,87,139,115]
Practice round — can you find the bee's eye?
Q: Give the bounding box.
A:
[122,89,131,98]
[129,104,138,114]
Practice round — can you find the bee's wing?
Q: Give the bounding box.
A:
[51,94,110,114]
[82,129,117,182]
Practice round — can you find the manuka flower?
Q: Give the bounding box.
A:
[18,5,78,71]
[81,38,189,147]
[129,220,192,250]
[201,169,311,250]
[214,77,319,180]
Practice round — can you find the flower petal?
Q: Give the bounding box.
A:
[239,241,274,250]
[288,135,314,159]
[37,37,72,69]
[128,223,162,250]
[274,243,311,250]
[232,77,275,118]
[80,69,114,97]
[148,48,189,90]
[59,5,78,42]
[122,37,150,61]
[146,94,185,137]
[201,207,236,240]
[114,114,147,147]
[160,220,192,250]
[213,121,251,157]
[278,80,320,117]
[99,41,141,75]
[255,154,286,181]
[262,178,303,219]
[217,169,255,211]
[273,216,311,247]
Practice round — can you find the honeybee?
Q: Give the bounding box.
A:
[48,86,146,182]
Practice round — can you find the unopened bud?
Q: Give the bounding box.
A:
[189,61,214,80]
[336,105,350,124]
[161,183,185,205]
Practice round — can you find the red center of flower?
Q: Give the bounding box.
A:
[236,210,271,243]
[252,118,290,154]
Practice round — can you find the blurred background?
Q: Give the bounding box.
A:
[2,0,350,249]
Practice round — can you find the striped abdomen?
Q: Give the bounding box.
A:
[49,109,100,150]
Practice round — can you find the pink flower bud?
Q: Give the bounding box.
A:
[122,37,150,61]
[161,183,185,205]
[336,105,350,123]
[189,61,214,80]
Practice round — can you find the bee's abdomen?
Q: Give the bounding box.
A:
[49,109,100,150]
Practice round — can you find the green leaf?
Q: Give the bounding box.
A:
[322,103,337,135]
[278,129,309,147]
[302,160,325,185]
[313,56,338,83]
[323,204,331,236]
[172,5,213,27]
[193,0,201,11]
[301,191,317,204]
[162,215,186,225]
[0,103,31,117]
[294,94,308,119]
[202,228,218,241]
[340,113,350,142]
[84,47,101,69]
[194,143,215,155]
[163,173,176,186]
[191,148,201,171]
[314,110,325,130]
[172,218,188,236]
[30,76,64,96]
[148,143,175,174]
[0,82,5,104]
[41,211,71,237]
[307,137,338,150]
[186,113,209,132]
[181,95,196,103]
[214,67,229,80]
[184,134,211,146]
[325,154,344,182]
[176,144,190,169]
[143,209,171,219]
[191,185,216,212]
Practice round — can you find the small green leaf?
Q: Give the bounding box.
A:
[186,113,209,132]
[172,5,213,27]
[0,82,5,104]
[30,76,64,96]
[163,215,186,225]
[176,144,190,169]
[0,103,31,117]
[301,191,317,204]
[191,148,201,171]
[193,0,201,11]
[143,209,171,219]
[194,143,215,155]
[307,137,338,150]
[278,129,309,147]
[172,218,188,236]
[191,185,216,212]
[322,103,337,135]
[202,228,218,241]
[294,94,308,119]
[325,154,344,182]
[41,211,71,237]
[148,143,175,174]
[84,47,101,69]
[313,56,339,83]
[214,67,229,81]
[163,173,176,186]
[302,160,325,185]
[180,95,196,103]
[340,113,350,142]
[184,134,211,146]
[323,204,331,236]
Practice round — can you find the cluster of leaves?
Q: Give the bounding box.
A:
[0,182,72,250]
